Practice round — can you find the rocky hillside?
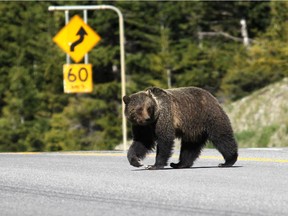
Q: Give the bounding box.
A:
[225,78,288,148]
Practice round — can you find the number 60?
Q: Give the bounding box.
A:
[68,67,88,82]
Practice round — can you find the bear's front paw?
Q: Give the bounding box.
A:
[129,157,143,167]
[145,165,164,170]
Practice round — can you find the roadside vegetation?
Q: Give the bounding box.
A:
[0,1,287,151]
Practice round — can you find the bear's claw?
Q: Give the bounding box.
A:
[129,157,143,167]
[145,165,164,170]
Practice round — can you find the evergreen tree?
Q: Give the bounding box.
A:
[222,1,288,100]
[0,1,285,151]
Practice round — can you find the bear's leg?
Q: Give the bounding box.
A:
[128,125,156,168]
[145,137,174,170]
[210,135,238,167]
[170,140,205,169]
[127,141,151,167]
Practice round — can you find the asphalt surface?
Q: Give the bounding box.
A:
[0,148,288,216]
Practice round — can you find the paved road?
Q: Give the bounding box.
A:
[0,148,287,216]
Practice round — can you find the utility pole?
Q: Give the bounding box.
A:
[240,19,249,47]
[167,68,171,89]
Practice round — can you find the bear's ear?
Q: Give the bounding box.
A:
[146,87,166,97]
[123,95,131,104]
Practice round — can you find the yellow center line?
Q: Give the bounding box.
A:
[62,152,127,157]
[199,155,288,163]
[2,152,42,155]
[1,152,288,163]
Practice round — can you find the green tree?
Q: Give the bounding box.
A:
[222,1,288,100]
[45,82,122,151]
[0,1,283,151]
[0,2,67,151]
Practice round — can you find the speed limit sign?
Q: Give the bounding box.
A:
[63,64,93,93]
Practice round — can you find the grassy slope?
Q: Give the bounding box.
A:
[225,78,288,148]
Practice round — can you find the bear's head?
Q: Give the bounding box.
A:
[123,89,161,126]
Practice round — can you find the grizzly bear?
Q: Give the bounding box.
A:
[123,87,238,170]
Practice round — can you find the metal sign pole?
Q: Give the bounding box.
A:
[64,10,70,64]
[49,5,127,152]
[83,10,89,64]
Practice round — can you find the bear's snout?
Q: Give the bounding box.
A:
[135,108,152,125]
[144,116,151,122]
[135,117,152,126]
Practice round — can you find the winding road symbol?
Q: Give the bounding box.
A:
[70,27,88,52]
[53,15,101,63]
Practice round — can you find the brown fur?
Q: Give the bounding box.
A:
[123,87,238,170]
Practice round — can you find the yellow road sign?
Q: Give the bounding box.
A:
[53,15,101,63]
[63,64,93,93]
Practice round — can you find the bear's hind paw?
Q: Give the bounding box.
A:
[218,163,233,167]
[170,162,192,169]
